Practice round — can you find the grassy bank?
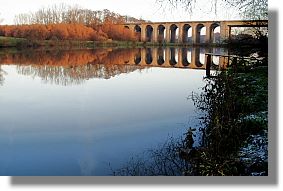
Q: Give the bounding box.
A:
[0,36,146,48]
[0,36,234,48]
[0,36,185,48]
[0,36,28,47]
[0,36,95,48]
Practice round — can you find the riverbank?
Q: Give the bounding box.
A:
[113,52,268,176]
[182,55,268,176]
[0,36,141,48]
[1,36,262,49]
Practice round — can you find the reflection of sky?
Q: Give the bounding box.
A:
[0,65,206,175]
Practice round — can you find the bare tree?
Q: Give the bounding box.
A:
[14,4,146,26]
[0,13,3,24]
[0,66,6,86]
[14,13,32,25]
[158,0,268,20]
[233,0,268,20]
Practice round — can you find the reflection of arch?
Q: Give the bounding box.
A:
[145,48,153,64]
[135,25,141,41]
[196,61,203,67]
[169,48,178,65]
[157,48,165,65]
[191,48,202,68]
[181,48,191,66]
[146,25,153,42]
[158,25,166,43]
[210,23,221,43]
[134,50,141,64]
[134,56,141,64]
[124,26,130,29]
[183,24,192,43]
[196,24,205,44]
[170,24,178,43]
[197,52,205,67]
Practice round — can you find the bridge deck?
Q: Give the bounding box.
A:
[121,20,268,26]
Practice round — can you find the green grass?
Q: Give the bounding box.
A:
[0,36,98,48]
[0,36,145,48]
[0,36,227,49]
[0,36,28,47]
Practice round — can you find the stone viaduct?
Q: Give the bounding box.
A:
[121,20,268,44]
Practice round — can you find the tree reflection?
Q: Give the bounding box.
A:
[0,47,230,86]
[0,66,6,86]
[113,136,189,176]
[0,49,145,86]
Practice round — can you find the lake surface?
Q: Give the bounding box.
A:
[0,47,228,175]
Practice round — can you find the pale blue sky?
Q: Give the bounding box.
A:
[0,0,272,24]
[0,0,240,24]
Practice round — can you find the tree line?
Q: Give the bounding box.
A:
[0,23,138,41]
[14,4,146,26]
[159,0,268,20]
[0,4,145,41]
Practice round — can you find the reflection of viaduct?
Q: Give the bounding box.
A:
[128,48,229,70]
[122,20,268,44]
[0,48,234,85]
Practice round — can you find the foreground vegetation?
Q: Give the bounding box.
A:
[113,49,268,176]
[185,54,268,175]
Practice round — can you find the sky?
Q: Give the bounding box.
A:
[0,0,244,25]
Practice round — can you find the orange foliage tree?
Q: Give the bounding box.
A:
[10,5,147,42]
[1,5,147,42]
[101,22,137,41]
[0,24,108,41]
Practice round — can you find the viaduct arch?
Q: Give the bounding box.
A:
[121,20,268,44]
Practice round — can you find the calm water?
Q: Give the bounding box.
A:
[0,47,227,175]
